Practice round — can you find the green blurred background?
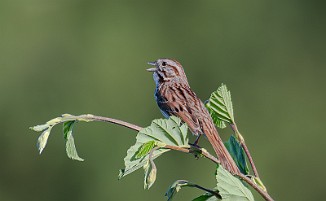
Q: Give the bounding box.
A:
[0,0,325,200]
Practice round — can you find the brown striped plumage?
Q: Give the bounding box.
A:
[147,58,240,175]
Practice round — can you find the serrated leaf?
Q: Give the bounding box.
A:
[37,127,52,154]
[224,135,249,175]
[216,166,254,201]
[119,116,189,186]
[165,180,189,201]
[206,84,235,128]
[63,121,84,161]
[136,141,156,159]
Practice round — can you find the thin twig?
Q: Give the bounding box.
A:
[164,145,220,164]
[230,123,260,178]
[164,144,273,200]
[69,115,220,164]
[238,174,273,201]
[242,142,260,178]
[76,114,143,131]
[164,138,273,200]
[192,184,221,199]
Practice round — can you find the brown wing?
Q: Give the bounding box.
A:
[157,84,204,136]
[157,84,241,174]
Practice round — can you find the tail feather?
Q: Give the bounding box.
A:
[202,120,240,175]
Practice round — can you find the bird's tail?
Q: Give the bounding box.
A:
[202,120,240,175]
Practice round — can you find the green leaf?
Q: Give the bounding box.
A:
[31,114,97,159]
[31,117,65,155]
[252,177,266,192]
[36,127,52,154]
[224,135,249,175]
[166,180,221,201]
[192,194,221,201]
[63,121,84,161]
[30,124,50,132]
[143,157,157,189]
[136,141,156,159]
[206,84,235,128]
[119,116,189,187]
[216,166,254,201]
[165,180,190,201]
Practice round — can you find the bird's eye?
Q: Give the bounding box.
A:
[162,62,167,66]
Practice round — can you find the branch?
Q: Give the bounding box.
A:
[238,174,273,201]
[230,123,260,178]
[31,114,273,201]
[77,115,273,200]
[76,114,143,131]
[78,114,273,201]
[64,115,221,164]
[164,144,220,164]
[165,144,273,201]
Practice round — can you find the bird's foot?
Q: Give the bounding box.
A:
[188,143,202,159]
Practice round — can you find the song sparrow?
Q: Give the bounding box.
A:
[147,58,240,175]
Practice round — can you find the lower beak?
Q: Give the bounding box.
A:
[146,61,157,72]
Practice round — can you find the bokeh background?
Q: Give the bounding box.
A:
[0,1,325,201]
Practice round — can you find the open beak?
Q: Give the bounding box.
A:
[146,61,157,72]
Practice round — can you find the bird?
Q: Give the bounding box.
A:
[147,58,240,175]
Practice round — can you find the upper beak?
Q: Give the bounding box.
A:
[146,61,157,72]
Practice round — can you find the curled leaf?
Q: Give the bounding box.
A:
[63,121,84,161]
[30,114,97,160]
[30,124,49,132]
[144,160,157,189]
[46,117,63,126]
[165,180,189,201]
[37,127,52,154]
